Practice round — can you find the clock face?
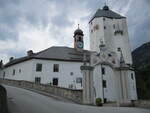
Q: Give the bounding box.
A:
[77,41,83,48]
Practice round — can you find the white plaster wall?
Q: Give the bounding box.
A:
[3,60,34,81]
[93,65,103,100]
[93,64,118,102]
[3,59,84,89]
[31,59,84,89]
[112,19,133,64]
[102,65,118,101]
[93,63,137,102]
[89,17,133,64]
[89,18,104,52]
[127,70,137,100]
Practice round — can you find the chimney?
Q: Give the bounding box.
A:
[9,57,14,62]
[27,50,33,56]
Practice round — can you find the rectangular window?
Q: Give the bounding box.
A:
[19,69,21,73]
[117,47,121,52]
[101,67,105,75]
[53,64,59,72]
[12,69,15,75]
[103,80,107,88]
[104,26,106,29]
[3,71,5,78]
[36,63,42,72]
[53,78,58,86]
[35,77,41,84]
[76,77,82,87]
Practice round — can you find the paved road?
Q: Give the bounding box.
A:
[4,85,150,113]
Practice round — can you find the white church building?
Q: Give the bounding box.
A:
[0,5,137,103]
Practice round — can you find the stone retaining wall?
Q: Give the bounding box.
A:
[0,79,83,104]
[134,100,150,109]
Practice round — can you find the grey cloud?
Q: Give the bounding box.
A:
[51,13,73,28]
[0,0,150,62]
[0,25,18,41]
[126,0,150,49]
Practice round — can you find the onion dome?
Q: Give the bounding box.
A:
[74,24,84,37]
[103,5,109,10]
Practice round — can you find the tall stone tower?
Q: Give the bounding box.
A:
[74,25,84,51]
[89,5,132,65]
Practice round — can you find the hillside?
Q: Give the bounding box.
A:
[132,42,150,99]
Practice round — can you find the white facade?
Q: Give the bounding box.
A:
[89,6,137,102]
[3,59,83,89]
[89,17,132,64]
[90,48,137,103]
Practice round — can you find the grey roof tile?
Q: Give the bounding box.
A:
[4,46,91,67]
[89,8,125,23]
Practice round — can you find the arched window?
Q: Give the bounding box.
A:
[78,37,82,41]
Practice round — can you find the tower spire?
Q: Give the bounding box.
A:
[104,0,109,6]
[78,24,80,29]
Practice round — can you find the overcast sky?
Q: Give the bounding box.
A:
[0,0,150,63]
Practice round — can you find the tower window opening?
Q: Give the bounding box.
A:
[103,80,107,88]
[101,67,105,75]
[103,18,106,21]
[131,73,134,80]
[78,37,82,41]
[117,47,121,52]
[104,26,106,29]
[108,54,112,57]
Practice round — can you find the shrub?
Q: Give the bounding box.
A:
[96,98,103,106]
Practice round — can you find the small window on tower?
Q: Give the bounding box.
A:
[78,37,82,41]
[101,67,105,75]
[104,26,106,29]
[108,54,112,57]
[103,18,106,21]
[131,73,134,80]
[70,72,74,76]
[103,80,107,88]
[117,47,121,52]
